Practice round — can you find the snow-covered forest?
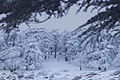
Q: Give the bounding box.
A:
[1,0,120,80]
[0,27,119,80]
[0,27,119,71]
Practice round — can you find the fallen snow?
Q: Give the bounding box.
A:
[0,55,120,80]
[41,55,80,72]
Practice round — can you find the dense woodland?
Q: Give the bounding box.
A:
[0,27,119,72]
[0,0,120,73]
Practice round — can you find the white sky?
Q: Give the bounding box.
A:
[20,6,97,32]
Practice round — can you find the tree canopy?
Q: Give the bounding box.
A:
[75,0,120,37]
[0,0,73,32]
[0,0,120,34]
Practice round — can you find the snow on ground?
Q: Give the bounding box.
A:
[0,55,120,80]
[42,54,80,72]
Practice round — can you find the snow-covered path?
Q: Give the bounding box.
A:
[37,55,120,80]
[42,54,79,72]
[0,55,120,80]
[38,54,82,80]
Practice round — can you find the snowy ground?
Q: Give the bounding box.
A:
[0,55,120,80]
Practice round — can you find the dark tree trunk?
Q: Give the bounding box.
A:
[59,52,62,55]
[54,44,57,58]
[98,67,101,70]
[50,47,53,55]
[44,55,47,60]
[79,65,82,70]
[65,57,68,61]
[104,67,106,71]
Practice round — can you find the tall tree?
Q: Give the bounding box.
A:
[50,30,60,58]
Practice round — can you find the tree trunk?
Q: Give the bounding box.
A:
[79,65,82,70]
[104,67,106,71]
[50,47,53,55]
[54,44,57,58]
[59,52,62,55]
[44,55,47,59]
[65,57,68,61]
[98,67,101,70]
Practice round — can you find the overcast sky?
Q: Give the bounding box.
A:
[20,6,97,32]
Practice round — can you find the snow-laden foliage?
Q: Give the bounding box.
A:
[0,27,120,72]
[63,29,120,71]
[0,28,64,72]
[22,40,43,70]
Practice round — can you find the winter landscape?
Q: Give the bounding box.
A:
[0,0,120,80]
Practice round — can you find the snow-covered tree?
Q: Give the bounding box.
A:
[88,40,113,71]
[59,31,71,55]
[50,30,60,58]
[72,50,87,70]
[113,45,120,67]
[65,37,81,61]
[22,40,43,70]
[0,46,23,72]
[0,28,45,71]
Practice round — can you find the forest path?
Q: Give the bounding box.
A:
[38,55,117,80]
[38,54,83,80]
[41,54,80,73]
[0,54,117,80]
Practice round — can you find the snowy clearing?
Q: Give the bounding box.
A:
[0,55,120,80]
